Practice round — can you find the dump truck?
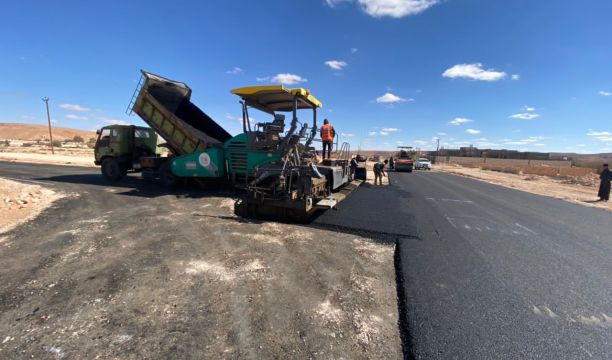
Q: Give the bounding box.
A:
[94,71,232,185]
[93,70,360,220]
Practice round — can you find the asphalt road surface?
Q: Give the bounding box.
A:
[316,170,612,359]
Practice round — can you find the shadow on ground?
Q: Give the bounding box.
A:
[37,173,232,199]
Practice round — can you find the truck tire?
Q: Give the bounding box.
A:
[101,158,123,181]
[158,161,176,187]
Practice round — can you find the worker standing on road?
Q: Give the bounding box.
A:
[598,163,612,201]
[389,157,395,170]
[350,156,359,179]
[373,160,388,185]
[320,119,335,159]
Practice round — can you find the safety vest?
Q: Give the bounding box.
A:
[320,124,334,141]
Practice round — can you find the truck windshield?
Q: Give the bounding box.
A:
[134,129,150,138]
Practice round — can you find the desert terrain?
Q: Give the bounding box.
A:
[0,123,95,142]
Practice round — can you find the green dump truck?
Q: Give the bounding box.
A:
[94,70,359,220]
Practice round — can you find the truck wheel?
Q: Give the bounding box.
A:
[158,161,176,187]
[101,158,123,181]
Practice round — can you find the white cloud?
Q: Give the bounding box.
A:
[382,127,400,132]
[465,129,480,135]
[449,117,472,126]
[225,67,243,75]
[376,92,411,104]
[587,130,612,142]
[379,131,390,136]
[504,141,527,145]
[523,106,536,112]
[66,114,88,120]
[351,47,359,54]
[225,113,244,124]
[414,140,428,146]
[509,113,540,120]
[442,63,507,81]
[368,131,378,136]
[325,0,351,7]
[341,133,355,137]
[477,141,498,147]
[503,136,545,146]
[599,91,612,96]
[59,103,90,112]
[325,60,348,70]
[21,115,35,120]
[256,76,270,82]
[357,0,439,18]
[587,130,611,137]
[437,132,447,136]
[270,73,307,85]
[104,119,130,125]
[511,74,520,80]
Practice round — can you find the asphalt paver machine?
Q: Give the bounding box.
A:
[229,85,358,220]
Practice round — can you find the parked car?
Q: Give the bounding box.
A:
[415,158,432,170]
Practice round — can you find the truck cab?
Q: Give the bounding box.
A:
[94,125,158,180]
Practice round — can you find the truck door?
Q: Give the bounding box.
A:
[95,128,111,155]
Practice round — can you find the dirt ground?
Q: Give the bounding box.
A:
[0,172,402,359]
[0,178,64,234]
[0,146,95,167]
[435,164,612,212]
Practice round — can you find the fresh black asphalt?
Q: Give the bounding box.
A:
[315,170,612,359]
[2,162,611,359]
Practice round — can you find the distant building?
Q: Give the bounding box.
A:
[438,146,550,160]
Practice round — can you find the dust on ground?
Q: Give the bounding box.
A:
[436,164,611,212]
[0,177,64,234]
[0,179,402,359]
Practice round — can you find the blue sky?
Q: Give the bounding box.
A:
[1,0,611,153]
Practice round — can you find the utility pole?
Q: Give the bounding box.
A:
[435,137,440,164]
[42,97,54,154]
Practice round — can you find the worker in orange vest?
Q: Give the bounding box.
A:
[320,119,335,159]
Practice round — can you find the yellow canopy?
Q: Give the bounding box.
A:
[231,85,322,112]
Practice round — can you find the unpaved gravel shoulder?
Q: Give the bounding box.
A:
[436,165,612,212]
[0,177,65,235]
[0,152,95,167]
[0,180,402,359]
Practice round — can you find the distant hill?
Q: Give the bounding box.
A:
[0,123,96,141]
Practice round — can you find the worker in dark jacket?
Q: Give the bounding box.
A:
[320,119,335,159]
[373,160,388,185]
[598,163,612,201]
